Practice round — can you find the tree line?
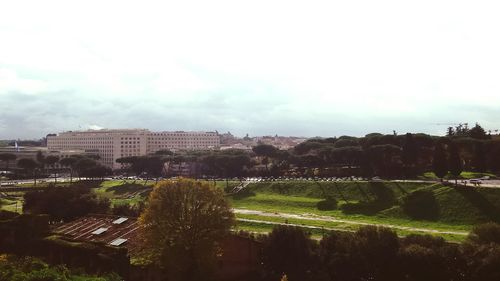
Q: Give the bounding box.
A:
[258,223,500,281]
[0,152,111,185]
[2,123,498,182]
[115,123,499,180]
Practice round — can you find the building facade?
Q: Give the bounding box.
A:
[47,129,220,169]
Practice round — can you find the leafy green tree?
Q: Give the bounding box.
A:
[23,183,110,221]
[74,157,99,179]
[469,123,489,140]
[472,142,487,172]
[44,155,60,183]
[0,153,16,170]
[253,144,278,172]
[467,223,500,245]
[35,151,45,173]
[402,133,418,177]
[262,226,316,281]
[432,142,448,181]
[80,165,112,179]
[17,158,39,186]
[155,149,174,156]
[140,179,234,281]
[318,226,399,281]
[366,144,402,178]
[59,156,79,183]
[448,142,463,185]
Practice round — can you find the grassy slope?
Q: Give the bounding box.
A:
[93,179,240,206]
[229,181,500,241]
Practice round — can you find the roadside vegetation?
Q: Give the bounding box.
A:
[0,255,121,281]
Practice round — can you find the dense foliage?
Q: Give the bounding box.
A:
[0,255,121,281]
[260,224,500,281]
[23,183,110,221]
[140,179,234,281]
[107,124,500,180]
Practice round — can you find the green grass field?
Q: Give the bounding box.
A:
[92,179,240,206]
[227,180,500,242]
[421,171,497,180]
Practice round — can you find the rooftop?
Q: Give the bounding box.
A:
[53,214,142,255]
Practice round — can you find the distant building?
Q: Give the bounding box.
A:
[47,129,220,169]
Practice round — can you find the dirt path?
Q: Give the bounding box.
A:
[234,208,469,236]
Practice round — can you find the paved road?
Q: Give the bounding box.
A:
[234,208,469,236]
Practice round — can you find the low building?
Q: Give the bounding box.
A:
[53,214,142,256]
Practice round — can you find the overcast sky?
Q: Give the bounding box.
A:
[1,0,500,139]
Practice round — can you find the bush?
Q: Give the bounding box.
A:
[340,200,389,215]
[0,255,121,281]
[23,184,110,221]
[262,226,317,281]
[111,202,144,217]
[402,234,446,248]
[317,198,338,210]
[402,190,440,220]
[467,223,500,245]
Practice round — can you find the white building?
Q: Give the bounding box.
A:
[47,129,220,169]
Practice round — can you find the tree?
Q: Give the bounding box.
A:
[23,183,110,221]
[80,165,112,179]
[253,144,278,172]
[17,158,38,186]
[469,123,489,140]
[74,157,99,179]
[155,149,174,156]
[448,142,463,185]
[432,142,448,181]
[44,155,60,183]
[366,144,402,178]
[467,223,500,245]
[472,142,487,172]
[262,226,316,281]
[0,153,17,170]
[402,133,418,177]
[36,151,45,173]
[139,179,234,281]
[59,156,78,183]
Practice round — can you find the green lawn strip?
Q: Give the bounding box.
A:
[234,220,327,239]
[229,193,472,233]
[232,181,500,230]
[95,180,239,207]
[0,198,23,213]
[422,171,497,180]
[234,214,467,243]
[246,181,431,200]
[12,182,70,188]
[236,212,468,240]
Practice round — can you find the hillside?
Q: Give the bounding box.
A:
[229,181,500,241]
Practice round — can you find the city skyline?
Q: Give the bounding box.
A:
[2,1,500,139]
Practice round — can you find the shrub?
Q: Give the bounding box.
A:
[340,200,389,215]
[262,226,317,281]
[23,184,110,221]
[317,198,338,210]
[467,223,500,245]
